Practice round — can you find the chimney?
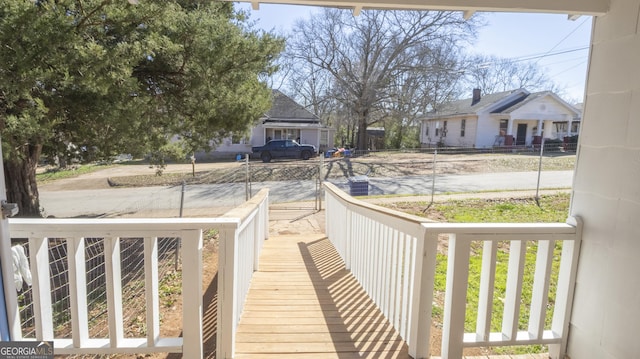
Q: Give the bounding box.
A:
[472,88,481,105]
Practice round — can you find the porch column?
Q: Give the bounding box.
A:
[543,120,553,139]
[536,119,543,136]
[565,115,572,137]
[0,138,20,340]
[506,117,514,136]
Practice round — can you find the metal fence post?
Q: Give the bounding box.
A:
[430,149,438,205]
[179,181,185,218]
[176,181,185,270]
[245,155,250,201]
[535,138,545,206]
[317,155,324,211]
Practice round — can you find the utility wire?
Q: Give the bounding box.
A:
[477,17,590,67]
[534,17,590,65]
[508,47,589,63]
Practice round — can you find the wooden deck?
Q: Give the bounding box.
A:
[234,233,550,359]
[235,233,409,358]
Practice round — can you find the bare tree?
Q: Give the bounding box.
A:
[287,8,478,150]
[286,59,336,120]
[384,40,465,148]
[463,55,564,95]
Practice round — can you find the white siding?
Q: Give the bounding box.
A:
[441,118,475,147]
[250,125,266,146]
[421,117,477,148]
[568,4,640,359]
[299,129,318,148]
[475,114,501,148]
[510,97,574,121]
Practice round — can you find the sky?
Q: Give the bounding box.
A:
[236,3,593,103]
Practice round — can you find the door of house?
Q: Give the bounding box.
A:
[516,124,527,146]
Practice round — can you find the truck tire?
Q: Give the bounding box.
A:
[301,151,311,160]
[261,152,272,163]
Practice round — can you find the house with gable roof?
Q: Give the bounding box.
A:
[420,88,581,149]
[249,89,334,152]
[197,89,334,160]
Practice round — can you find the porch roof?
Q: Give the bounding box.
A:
[261,89,322,124]
[232,0,608,16]
[490,91,581,117]
[424,89,527,119]
[260,121,328,128]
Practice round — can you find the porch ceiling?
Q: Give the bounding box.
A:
[230,0,608,16]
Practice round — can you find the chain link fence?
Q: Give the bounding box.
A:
[13,236,181,348]
[76,142,575,218]
[9,145,576,358]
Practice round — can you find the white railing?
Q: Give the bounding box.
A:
[325,182,434,356]
[3,188,269,358]
[217,188,269,359]
[324,182,581,359]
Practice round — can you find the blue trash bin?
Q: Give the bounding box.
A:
[348,175,369,196]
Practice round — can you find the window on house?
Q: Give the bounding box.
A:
[554,122,568,133]
[571,122,580,133]
[425,125,429,137]
[437,121,448,137]
[499,119,508,135]
[460,119,466,137]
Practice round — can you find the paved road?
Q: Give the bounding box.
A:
[40,170,573,217]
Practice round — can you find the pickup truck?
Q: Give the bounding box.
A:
[252,139,317,163]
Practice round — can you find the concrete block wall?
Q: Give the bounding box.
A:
[568,1,640,358]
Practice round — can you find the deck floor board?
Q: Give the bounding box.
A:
[235,234,411,358]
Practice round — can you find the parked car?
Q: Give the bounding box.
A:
[252,139,317,163]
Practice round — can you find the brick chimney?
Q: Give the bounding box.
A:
[472,88,481,105]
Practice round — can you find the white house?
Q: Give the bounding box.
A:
[199,90,334,159]
[420,88,581,148]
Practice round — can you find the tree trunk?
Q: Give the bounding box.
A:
[357,115,368,151]
[4,144,43,217]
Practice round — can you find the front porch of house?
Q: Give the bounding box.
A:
[494,117,580,148]
[1,184,581,358]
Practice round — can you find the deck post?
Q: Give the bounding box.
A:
[217,224,239,359]
[441,233,471,359]
[549,216,583,359]
[0,137,20,340]
[182,229,203,358]
[408,227,438,358]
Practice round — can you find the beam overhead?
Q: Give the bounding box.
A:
[462,9,475,20]
[228,0,608,16]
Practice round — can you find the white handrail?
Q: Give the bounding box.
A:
[432,218,581,359]
[217,188,269,359]
[5,188,270,358]
[324,182,436,357]
[324,182,581,359]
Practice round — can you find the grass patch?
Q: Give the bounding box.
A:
[432,193,570,223]
[36,164,112,183]
[385,193,571,355]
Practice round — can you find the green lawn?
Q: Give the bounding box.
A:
[387,193,571,354]
[36,164,112,183]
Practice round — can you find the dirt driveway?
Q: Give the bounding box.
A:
[39,161,244,191]
[39,152,576,191]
